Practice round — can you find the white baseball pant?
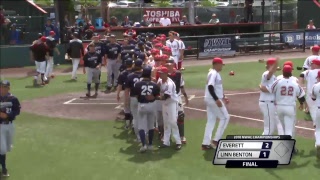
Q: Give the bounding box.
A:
[259,101,276,135]
[155,100,163,128]
[162,100,181,145]
[315,108,320,146]
[130,97,140,139]
[263,110,284,135]
[0,123,14,154]
[202,98,230,145]
[138,102,156,132]
[35,61,46,74]
[306,94,317,126]
[45,56,54,78]
[71,58,80,79]
[276,105,295,137]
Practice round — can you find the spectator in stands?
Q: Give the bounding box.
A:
[54,22,60,42]
[83,18,93,32]
[84,26,95,40]
[9,23,20,45]
[0,7,5,43]
[140,14,151,27]
[159,14,171,27]
[208,14,219,24]
[109,16,118,27]
[195,16,202,24]
[307,20,316,29]
[121,16,133,27]
[179,15,190,26]
[44,19,55,37]
[104,20,110,28]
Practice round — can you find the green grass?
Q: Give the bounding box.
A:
[5,58,319,180]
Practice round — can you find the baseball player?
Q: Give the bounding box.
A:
[82,43,102,98]
[260,65,305,137]
[133,67,160,152]
[0,80,21,177]
[311,70,320,158]
[125,60,144,141]
[104,34,122,92]
[174,33,185,70]
[67,32,84,81]
[303,45,320,70]
[29,36,49,86]
[117,58,133,128]
[157,66,182,150]
[202,57,230,150]
[259,58,279,136]
[166,58,189,144]
[45,31,60,82]
[145,33,155,51]
[166,31,180,68]
[299,59,320,128]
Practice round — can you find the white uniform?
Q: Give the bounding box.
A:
[177,40,185,62]
[303,55,320,69]
[158,77,181,145]
[311,83,320,146]
[259,71,277,135]
[267,78,305,136]
[166,39,180,65]
[303,69,319,126]
[202,69,230,145]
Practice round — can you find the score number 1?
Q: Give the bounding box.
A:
[259,151,270,158]
[262,142,273,149]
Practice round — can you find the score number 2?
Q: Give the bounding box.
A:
[262,142,273,149]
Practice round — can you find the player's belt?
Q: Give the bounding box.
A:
[260,100,274,103]
[0,120,12,124]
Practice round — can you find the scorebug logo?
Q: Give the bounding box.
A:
[313,0,320,7]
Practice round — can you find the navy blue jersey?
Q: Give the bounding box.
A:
[145,41,152,49]
[128,39,137,45]
[83,52,102,68]
[134,80,160,103]
[105,43,121,59]
[121,45,136,63]
[46,36,57,56]
[0,93,21,122]
[118,69,131,90]
[126,72,142,97]
[87,41,105,56]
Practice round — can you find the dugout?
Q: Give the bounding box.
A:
[1,0,47,44]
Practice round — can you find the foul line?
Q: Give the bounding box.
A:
[184,106,315,131]
[63,98,77,105]
[192,91,259,99]
[65,102,122,105]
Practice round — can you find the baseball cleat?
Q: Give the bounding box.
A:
[211,140,218,148]
[147,145,153,151]
[176,144,182,150]
[316,146,320,159]
[2,169,9,177]
[50,75,55,79]
[91,93,98,98]
[33,79,38,86]
[158,144,170,149]
[181,137,187,144]
[139,146,147,153]
[202,144,213,150]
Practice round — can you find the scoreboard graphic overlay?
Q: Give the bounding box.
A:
[213,135,295,168]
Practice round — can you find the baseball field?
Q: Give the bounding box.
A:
[2,55,319,180]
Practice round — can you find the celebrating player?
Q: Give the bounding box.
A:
[202,57,230,150]
[260,65,305,137]
[259,58,278,135]
[311,70,320,158]
[303,45,320,70]
[133,67,160,153]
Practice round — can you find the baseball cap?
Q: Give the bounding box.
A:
[155,43,163,48]
[0,80,10,87]
[148,33,155,38]
[167,57,175,64]
[140,33,146,37]
[89,26,95,30]
[152,39,159,44]
[134,60,143,67]
[160,34,166,38]
[142,67,152,77]
[125,58,133,65]
[49,31,55,35]
[138,41,144,46]
[154,54,161,61]
[40,36,47,42]
[156,37,162,41]
[266,58,277,65]
[312,45,320,51]
[160,37,166,41]
[283,61,294,68]
[162,47,171,53]
[161,54,169,61]
[283,65,292,73]
[312,59,320,66]
[212,57,224,65]
[151,49,160,55]
[127,32,133,36]
[157,66,169,73]
[138,53,146,60]
[38,33,43,38]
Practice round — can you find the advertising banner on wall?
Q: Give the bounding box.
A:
[282,31,320,47]
[199,36,236,57]
[143,8,182,23]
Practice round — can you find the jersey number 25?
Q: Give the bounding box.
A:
[141,85,153,95]
[280,86,293,96]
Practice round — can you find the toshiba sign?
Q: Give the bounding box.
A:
[144,8,182,23]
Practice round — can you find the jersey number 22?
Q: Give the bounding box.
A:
[280,86,293,96]
[141,85,153,95]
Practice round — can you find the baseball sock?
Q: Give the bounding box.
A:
[87,83,91,94]
[40,74,45,83]
[148,129,154,145]
[0,154,6,170]
[94,83,100,93]
[178,122,184,137]
[139,130,146,146]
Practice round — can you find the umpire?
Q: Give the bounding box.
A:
[0,80,21,177]
[83,43,102,98]
[105,34,121,92]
